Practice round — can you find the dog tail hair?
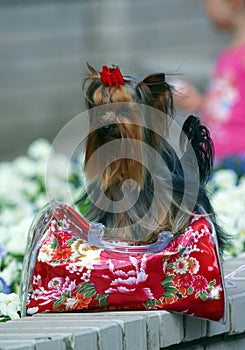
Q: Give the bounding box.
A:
[182,115,214,184]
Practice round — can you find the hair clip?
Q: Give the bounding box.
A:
[100,65,125,87]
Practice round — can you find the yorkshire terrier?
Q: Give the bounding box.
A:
[77,63,227,253]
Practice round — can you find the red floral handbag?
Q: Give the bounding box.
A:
[20,200,226,322]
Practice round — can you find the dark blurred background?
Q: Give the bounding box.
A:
[0,0,230,161]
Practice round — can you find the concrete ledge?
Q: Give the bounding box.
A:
[0,257,245,350]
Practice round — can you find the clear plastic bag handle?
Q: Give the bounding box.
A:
[88,223,173,254]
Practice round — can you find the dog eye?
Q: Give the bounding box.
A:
[118,106,131,116]
[100,124,114,134]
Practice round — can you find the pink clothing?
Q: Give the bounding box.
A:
[201,44,245,161]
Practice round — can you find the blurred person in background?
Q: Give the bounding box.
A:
[174,0,245,175]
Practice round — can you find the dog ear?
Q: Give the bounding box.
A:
[86,62,98,76]
[136,73,173,115]
[182,115,214,184]
[140,73,166,95]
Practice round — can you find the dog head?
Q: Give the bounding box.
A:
[83,63,174,192]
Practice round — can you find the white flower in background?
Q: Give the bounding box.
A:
[0,293,20,320]
[5,218,33,255]
[46,153,72,182]
[12,156,37,179]
[208,169,245,258]
[239,177,245,190]
[0,165,24,205]
[45,153,77,203]
[0,137,84,317]
[0,201,34,255]
[208,169,237,190]
[27,138,51,161]
[0,260,22,286]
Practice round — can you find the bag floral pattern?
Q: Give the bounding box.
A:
[24,203,225,322]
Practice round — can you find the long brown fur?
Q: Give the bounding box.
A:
[78,63,227,253]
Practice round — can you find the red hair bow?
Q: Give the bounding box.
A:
[100,65,125,87]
